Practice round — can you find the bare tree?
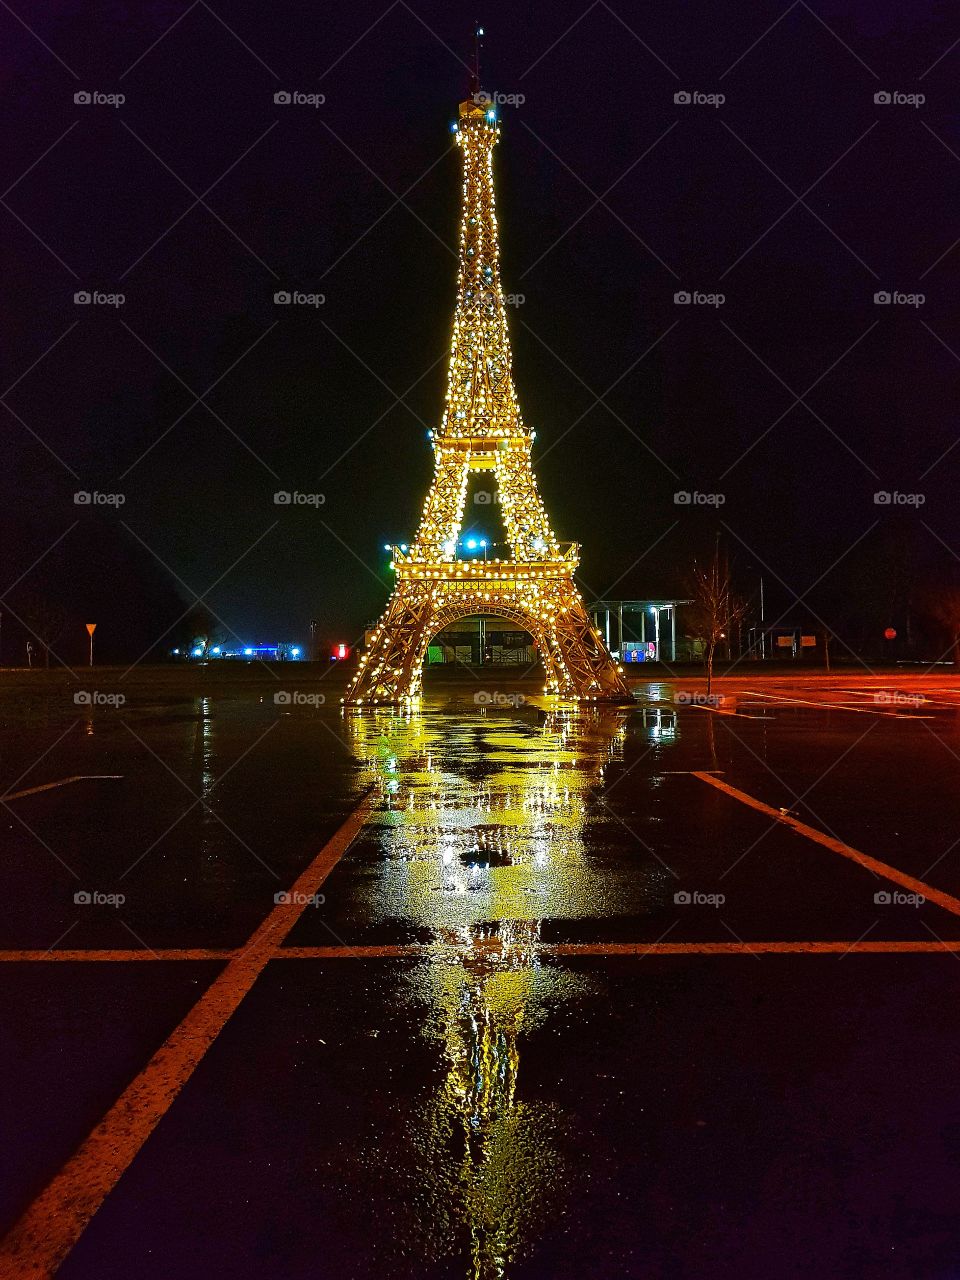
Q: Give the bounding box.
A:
[18,592,66,668]
[181,603,218,654]
[919,586,960,665]
[688,548,748,694]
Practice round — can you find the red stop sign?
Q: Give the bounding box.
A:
[884,627,897,640]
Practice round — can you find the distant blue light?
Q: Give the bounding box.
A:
[466,538,478,550]
[244,647,254,656]
[192,646,203,657]
[291,647,300,656]
[211,646,221,655]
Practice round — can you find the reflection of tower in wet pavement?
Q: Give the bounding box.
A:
[344,707,625,1276]
[431,931,546,1280]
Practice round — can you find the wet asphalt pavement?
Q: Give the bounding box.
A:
[3,666,960,1278]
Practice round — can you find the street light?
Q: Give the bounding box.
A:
[649,605,660,659]
[746,563,765,659]
[462,537,488,561]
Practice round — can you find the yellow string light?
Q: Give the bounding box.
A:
[345,95,629,706]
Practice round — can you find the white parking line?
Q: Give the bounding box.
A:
[831,687,960,710]
[0,786,378,1280]
[694,771,960,918]
[739,690,931,720]
[2,776,122,802]
[685,703,767,720]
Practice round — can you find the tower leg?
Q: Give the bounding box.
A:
[548,590,631,700]
[347,585,437,703]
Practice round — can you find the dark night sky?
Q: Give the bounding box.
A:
[3,0,959,662]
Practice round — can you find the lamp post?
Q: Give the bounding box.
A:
[759,575,765,659]
[649,605,660,660]
[745,565,766,659]
[85,622,96,667]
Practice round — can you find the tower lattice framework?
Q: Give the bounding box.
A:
[345,93,629,705]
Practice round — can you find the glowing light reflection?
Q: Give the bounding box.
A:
[346,707,628,1275]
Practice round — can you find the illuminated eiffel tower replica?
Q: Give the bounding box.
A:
[345,79,630,706]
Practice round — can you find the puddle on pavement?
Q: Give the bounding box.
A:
[341,707,641,1277]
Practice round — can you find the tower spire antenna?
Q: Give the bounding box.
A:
[471,23,483,98]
